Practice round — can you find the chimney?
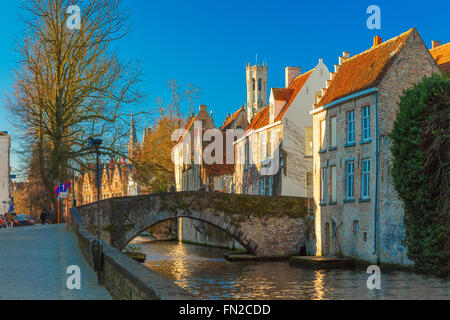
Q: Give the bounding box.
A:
[199,105,207,113]
[373,36,382,47]
[338,56,345,65]
[343,51,351,59]
[330,72,336,80]
[431,40,441,49]
[285,66,302,88]
[334,64,341,73]
[326,80,332,88]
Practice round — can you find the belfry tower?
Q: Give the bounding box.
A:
[246,61,268,123]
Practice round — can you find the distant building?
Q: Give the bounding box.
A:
[0,131,11,215]
[429,41,450,76]
[311,29,442,265]
[234,59,329,197]
[76,114,144,204]
[173,105,216,192]
[246,62,268,123]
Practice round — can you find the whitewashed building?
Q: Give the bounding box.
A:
[0,131,11,215]
[234,59,329,197]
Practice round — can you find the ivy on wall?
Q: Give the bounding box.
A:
[391,73,449,277]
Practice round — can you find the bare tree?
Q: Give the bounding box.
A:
[7,0,143,209]
[132,80,201,193]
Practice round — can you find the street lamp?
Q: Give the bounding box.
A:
[88,137,103,284]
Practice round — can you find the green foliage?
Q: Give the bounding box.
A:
[391,73,450,277]
[123,245,143,254]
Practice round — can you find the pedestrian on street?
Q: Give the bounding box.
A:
[47,209,53,224]
[40,208,47,225]
[6,212,13,228]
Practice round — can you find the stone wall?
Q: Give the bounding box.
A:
[70,208,195,300]
[179,217,244,250]
[76,192,308,257]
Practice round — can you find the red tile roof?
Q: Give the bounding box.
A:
[177,115,197,144]
[275,69,314,121]
[316,28,414,108]
[246,105,270,133]
[430,42,450,76]
[272,88,294,101]
[221,106,245,131]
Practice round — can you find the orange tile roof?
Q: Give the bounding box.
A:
[430,42,450,76]
[316,28,414,108]
[0,132,7,136]
[275,69,314,121]
[272,88,294,101]
[221,106,245,131]
[246,105,270,133]
[177,115,197,144]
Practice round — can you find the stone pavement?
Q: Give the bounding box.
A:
[0,224,111,300]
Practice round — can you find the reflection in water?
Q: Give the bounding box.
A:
[135,241,450,300]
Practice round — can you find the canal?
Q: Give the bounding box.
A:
[132,241,449,300]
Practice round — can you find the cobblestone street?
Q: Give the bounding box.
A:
[0,224,111,300]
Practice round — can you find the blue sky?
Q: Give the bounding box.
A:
[0,0,449,174]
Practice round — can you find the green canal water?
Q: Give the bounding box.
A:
[134,241,449,300]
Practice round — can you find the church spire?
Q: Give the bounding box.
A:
[128,112,139,158]
[130,112,138,144]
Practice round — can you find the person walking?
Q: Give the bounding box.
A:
[47,209,53,225]
[40,208,47,225]
[6,212,13,228]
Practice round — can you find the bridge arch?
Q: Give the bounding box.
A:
[75,192,308,257]
[120,209,258,254]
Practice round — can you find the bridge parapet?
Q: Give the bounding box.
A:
[77,192,310,257]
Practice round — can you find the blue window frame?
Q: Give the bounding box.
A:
[347,111,355,144]
[244,140,249,172]
[346,161,354,200]
[268,176,274,196]
[362,106,371,141]
[321,168,327,204]
[361,159,371,199]
[260,178,266,195]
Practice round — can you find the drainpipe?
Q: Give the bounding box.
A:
[373,92,380,261]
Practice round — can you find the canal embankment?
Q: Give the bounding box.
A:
[69,208,195,300]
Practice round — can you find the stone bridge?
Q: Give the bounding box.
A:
[76,192,310,256]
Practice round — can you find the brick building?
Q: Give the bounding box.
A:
[76,114,144,205]
[311,29,442,265]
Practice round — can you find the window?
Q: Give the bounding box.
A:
[252,78,255,91]
[346,161,354,200]
[260,177,266,195]
[361,159,371,199]
[258,78,262,91]
[321,168,327,203]
[362,106,371,141]
[320,120,326,150]
[305,127,313,156]
[347,111,355,144]
[330,116,337,147]
[260,131,267,161]
[214,177,224,191]
[352,220,360,236]
[268,176,274,196]
[306,172,313,198]
[331,166,337,202]
[244,140,249,172]
[363,232,368,242]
